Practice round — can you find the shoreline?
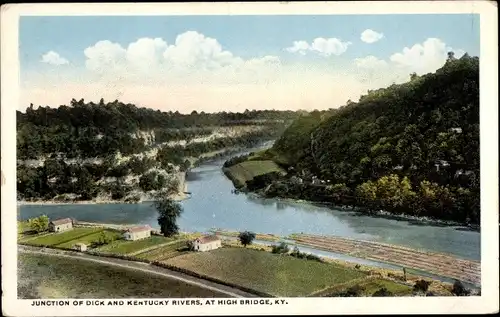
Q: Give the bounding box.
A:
[242,191,478,230]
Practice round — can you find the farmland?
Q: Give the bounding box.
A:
[18,252,226,298]
[56,229,123,248]
[223,160,286,188]
[20,227,103,247]
[135,240,190,261]
[165,247,368,296]
[97,235,174,255]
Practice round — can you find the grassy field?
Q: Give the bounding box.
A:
[97,235,174,254]
[18,253,226,299]
[135,240,190,261]
[165,247,367,296]
[21,228,103,247]
[56,229,123,248]
[224,160,286,188]
[311,276,414,297]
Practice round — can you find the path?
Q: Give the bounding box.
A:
[18,245,256,298]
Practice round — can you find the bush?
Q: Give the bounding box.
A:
[271,242,289,254]
[413,279,431,293]
[452,280,470,296]
[341,285,365,297]
[372,287,394,297]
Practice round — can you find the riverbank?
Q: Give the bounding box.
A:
[241,190,478,231]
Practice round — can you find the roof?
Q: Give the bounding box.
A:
[50,218,73,225]
[195,235,221,244]
[75,243,87,246]
[125,225,151,233]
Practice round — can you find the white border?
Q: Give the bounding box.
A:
[1,1,498,316]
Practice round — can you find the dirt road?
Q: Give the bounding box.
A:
[18,245,256,298]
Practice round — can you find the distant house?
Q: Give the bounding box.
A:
[290,176,303,184]
[74,243,87,252]
[434,160,450,172]
[192,235,222,252]
[49,218,73,232]
[450,127,463,133]
[123,225,151,241]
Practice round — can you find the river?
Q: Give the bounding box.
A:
[18,145,480,262]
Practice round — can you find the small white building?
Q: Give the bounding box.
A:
[123,225,151,241]
[74,243,88,252]
[192,235,222,252]
[49,218,73,232]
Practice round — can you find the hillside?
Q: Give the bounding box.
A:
[16,100,299,203]
[225,53,480,224]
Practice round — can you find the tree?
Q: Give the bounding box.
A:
[155,198,183,237]
[238,231,256,247]
[28,215,49,233]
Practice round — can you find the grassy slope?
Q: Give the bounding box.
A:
[18,253,225,299]
[224,160,286,188]
[165,247,367,296]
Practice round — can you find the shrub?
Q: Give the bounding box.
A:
[271,242,289,254]
[372,287,394,297]
[413,279,431,293]
[343,285,365,297]
[452,280,470,296]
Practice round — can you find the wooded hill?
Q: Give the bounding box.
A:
[234,53,480,224]
[17,99,298,160]
[16,100,298,202]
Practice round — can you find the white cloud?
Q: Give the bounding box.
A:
[389,38,465,75]
[310,38,352,56]
[40,51,69,65]
[84,40,127,73]
[360,29,384,44]
[126,38,168,71]
[162,31,239,69]
[285,38,351,56]
[354,55,388,69]
[285,40,310,55]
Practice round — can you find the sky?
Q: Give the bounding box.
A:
[19,14,480,113]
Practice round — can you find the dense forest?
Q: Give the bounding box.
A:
[17,99,297,159]
[226,53,480,224]
[17,99,298,202]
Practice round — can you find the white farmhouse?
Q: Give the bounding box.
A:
[192,235,222,252]
[123,225,151,241]
[49,218,73,232]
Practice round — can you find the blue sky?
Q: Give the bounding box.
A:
[19,14,480,112]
